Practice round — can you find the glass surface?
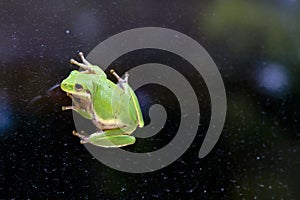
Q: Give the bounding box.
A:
[1,0,299,199]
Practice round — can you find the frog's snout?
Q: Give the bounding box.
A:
[60,81,73,92]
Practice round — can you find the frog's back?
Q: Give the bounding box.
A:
[92,79,118,121]
[91,79,144,131]
[113,85,144,129]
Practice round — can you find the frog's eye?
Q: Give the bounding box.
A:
[75,83,83,91]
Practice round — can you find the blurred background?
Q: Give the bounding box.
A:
[1,0,300,199]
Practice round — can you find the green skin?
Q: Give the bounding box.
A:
[60,52,144,147]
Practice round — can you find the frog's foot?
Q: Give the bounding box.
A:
[110,69,129,90]
[70,52,93,73]
[72,130,90,144]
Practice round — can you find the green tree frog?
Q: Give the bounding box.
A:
[60,52,144,147]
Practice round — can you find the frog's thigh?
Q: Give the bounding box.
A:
[89,129,136,147]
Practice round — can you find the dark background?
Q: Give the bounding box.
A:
[1,0,300,199]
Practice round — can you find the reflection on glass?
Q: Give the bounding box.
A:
[257,62,289,94]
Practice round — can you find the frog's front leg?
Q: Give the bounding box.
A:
[70,52,101,75]
[72,128,136,147]
[62,93,81,111]
[62,93,93,119]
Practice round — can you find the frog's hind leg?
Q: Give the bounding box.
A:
[110,69,129,90]
[75,128,135,147]
[90,129,136,148]
[72,130,90,144]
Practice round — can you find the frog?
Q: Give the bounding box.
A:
[60,52,144,147]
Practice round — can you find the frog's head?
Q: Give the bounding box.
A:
[60,70,91,96]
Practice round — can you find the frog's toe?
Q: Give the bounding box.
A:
[80,138,89,144]
[110,69,122,82]
[70,58,87,68]
[72,130,90,144]
[62,105,74,111]
[124,72,129,82]
[110,69,129,89]
[78,52,91,65]
[72,130,84,138]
